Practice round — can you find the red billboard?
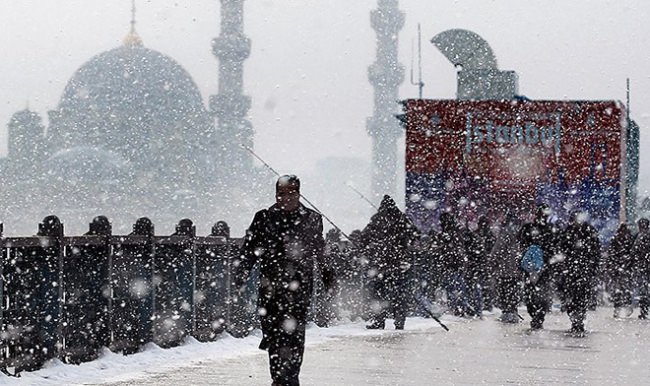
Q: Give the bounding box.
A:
[404,99,628,233]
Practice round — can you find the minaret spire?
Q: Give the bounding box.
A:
[123,0,142,46]
[130,0,136,34]
[210,0,253,180]
[367,0,405,201]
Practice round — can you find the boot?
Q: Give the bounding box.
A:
[500,312,519,324]
[569,322,585,336]
[366,320,385,329]
[530,318,544,330]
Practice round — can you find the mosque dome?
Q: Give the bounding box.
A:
[48,40,213,168]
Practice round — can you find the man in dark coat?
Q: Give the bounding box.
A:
[235,175,332,386]
[475,217,496,311]
[631,218,650,319]
[491,213,523,323]
[518,204,556,330]
[435,212,472,317]
[558,212,601,334]
[358,195,418,329]
[463,216,495,316]
[607,223,635,318]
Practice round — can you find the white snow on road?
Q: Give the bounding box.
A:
[0,317,446,386]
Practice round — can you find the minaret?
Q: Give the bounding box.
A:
[367,0,405,201]
[210,0,253,180]
[7,108,45,176]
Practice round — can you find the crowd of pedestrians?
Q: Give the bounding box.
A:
[319,201,650,336]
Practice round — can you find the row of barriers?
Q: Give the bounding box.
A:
[0,216,251,375]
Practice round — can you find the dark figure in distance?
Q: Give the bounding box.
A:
[475,216,496,311]
[235,175,333,386]
[606,223,635,318]
[557,212,601,334]
[462,216,495,316]
[435,212,472,316]
[357,195,417,330]
[631,218,650,319]
[490,213,523,323]
[518,204,556,330]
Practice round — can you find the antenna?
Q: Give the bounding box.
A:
[409,23,425,98]
[417,23,424,98]
[131,0,137,33]
[626,77,631,122]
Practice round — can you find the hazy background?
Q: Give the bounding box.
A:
[1,0,649,234]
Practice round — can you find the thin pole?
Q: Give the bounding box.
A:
[417,23,424,98]
[626,77,631,121]
[409,23,425,98]
[347,183,379,210]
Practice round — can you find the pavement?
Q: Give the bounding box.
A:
[96,307,650,386]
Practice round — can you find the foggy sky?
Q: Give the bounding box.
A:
[1,0,649,200]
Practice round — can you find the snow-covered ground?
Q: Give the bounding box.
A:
[0,317,444,386]
[6,306,650,385]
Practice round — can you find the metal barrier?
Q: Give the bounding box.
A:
[61,234,111,364]
[193,236,236,341]
[1,217,63,373]
[0,216,248,375]
[109,218,156,355]
[153,234,195,348]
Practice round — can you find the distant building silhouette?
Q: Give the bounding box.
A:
[0,7,259,235]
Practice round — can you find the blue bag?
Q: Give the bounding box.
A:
[521,244,544,273]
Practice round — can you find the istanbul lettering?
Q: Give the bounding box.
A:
[463,112,562,154]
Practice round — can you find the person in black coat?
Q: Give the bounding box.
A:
[474,217,496,311]
[490,213,523,323]
[606,223,635,318]
[358,195,418,329]
[518,204,556,330]
[631,218,650,320]
[435,212,472,317]
[462,217,495,316]
[558,212,601,334]
[235,175,332,386]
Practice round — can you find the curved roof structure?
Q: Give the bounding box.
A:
[431,29,498,70]
[48,40,213,166]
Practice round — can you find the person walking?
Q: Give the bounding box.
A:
[235,175,333,386]
[475,216,496,312]
[462,216,495,316]
[518,204,556,330]
[491,213,523,323]
[557,212,601,334]
[357,195,418,330]
[631,218,650,320]
[606,223,635,318]
[435,212,472,317]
